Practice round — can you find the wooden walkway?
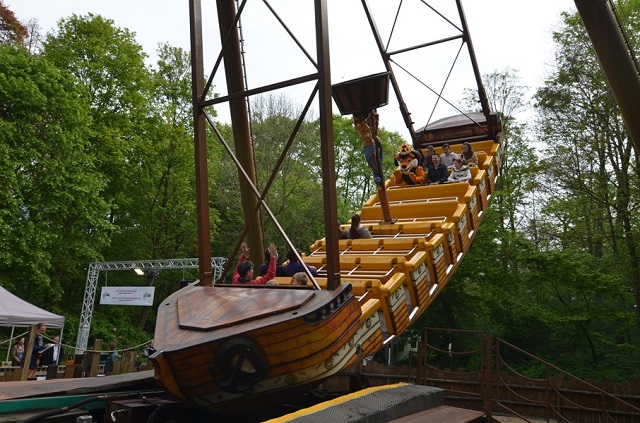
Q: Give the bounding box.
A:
[0,370,155,400]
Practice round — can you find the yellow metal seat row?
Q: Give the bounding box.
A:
[445,140,500,158]
[332,219,463,268]
[299,256,424,335]
[307,234,450,310]
[359,199,472,253]
[384,164,489,211]
[370,182,483,233]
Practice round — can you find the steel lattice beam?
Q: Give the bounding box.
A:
[75,257,227,353]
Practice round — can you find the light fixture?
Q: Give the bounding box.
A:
[133,268,144,276]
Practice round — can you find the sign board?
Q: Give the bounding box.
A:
[100,287,155,306]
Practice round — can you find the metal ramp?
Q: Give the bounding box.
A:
[265,383,485,423]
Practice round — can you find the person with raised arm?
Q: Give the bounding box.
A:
[233,242,279,285]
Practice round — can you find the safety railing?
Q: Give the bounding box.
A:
[411,328,640,422]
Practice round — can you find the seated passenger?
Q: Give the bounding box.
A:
[426,154,449,185]
[440,143,458,168]
[392,144,425,186]
[421,145,436,170]
[281,248,318,277]
[233,242,278,285]
[459,141,478,167]
[349,213,372,239]
[258,248,285,276]
[291,272,308,286]
[447,158,471,183]
[338,220,349,239]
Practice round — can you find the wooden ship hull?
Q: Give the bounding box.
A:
[150,283,384,413]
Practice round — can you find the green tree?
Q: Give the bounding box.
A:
[210,95,327,258]
[108,43,199,263]
[209,120,245,260]
[535,6,640,327]
[42,14,152,255]
[0,44,109,308]
[424,69,539,335]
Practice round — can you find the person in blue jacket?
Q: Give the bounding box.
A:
[281,248,318,277]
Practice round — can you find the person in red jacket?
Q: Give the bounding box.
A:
[233,241,278,285]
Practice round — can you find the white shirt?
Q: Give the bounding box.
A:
[440,152,458,168]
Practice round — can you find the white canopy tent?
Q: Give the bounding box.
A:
[0,286,64,328]
[0,285,65,362]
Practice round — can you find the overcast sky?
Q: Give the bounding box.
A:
[10,0,576,136]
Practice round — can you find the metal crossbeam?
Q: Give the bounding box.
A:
[75,257,227,353]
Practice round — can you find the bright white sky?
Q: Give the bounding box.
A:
[10,0,576,137]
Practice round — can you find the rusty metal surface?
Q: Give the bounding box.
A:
[189,0,212,285]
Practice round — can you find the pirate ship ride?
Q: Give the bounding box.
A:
[150,0,502,414]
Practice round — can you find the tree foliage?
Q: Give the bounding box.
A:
[0,0,27,45]
[535,4,640,325]
[419,3,640,382]
[43,14,153,256]
[0,44,110,308]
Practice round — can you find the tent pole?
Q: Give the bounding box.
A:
[6,327,14,362]
[59,327,64,361]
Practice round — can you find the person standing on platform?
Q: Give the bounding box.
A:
[42,336,64,366]
[28,322,49,379]
[104,340,120,375]
[11,337,25,367]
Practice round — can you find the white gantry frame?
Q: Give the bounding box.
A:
[75,257,227,353]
